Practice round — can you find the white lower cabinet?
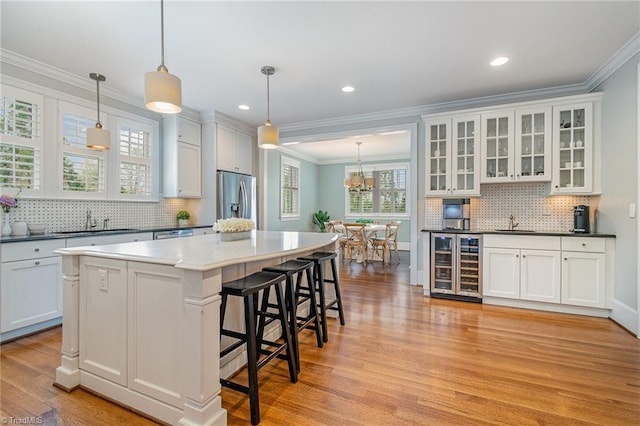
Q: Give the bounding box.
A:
[65,232,153,248]
[1,240,64,335]
[483,234,611,311]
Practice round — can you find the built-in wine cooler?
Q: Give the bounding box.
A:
[431,233,482,301]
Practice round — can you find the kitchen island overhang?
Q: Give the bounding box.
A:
[53,230,338,426]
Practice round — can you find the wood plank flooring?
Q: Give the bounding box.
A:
[2,252,639,425]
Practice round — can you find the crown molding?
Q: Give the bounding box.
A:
[276,146,318,165]
[585,31,640,91]
[203,110,257,135]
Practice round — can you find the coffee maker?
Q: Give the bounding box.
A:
[573,205,590,233]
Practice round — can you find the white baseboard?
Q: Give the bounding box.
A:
[483,297,611,317]
[397,242,410,251]
[610,298,639,336]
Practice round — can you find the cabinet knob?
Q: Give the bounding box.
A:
[134,239,139,242]
[564,257,568,261]
[178,189,182,193]
[91,243,96,246]
[178,134,183,138]
[510,174,514,178]
[555,185,559,189]
[522,255,526,258]
[582,243,586,247]
[34,248,40,252]
[35,261,40,266]
[516,254,519,258]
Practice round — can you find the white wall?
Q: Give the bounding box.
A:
[597,52,639,333]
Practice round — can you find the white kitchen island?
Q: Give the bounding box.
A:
[54,230,338,426]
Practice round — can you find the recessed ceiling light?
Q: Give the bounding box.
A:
[490,57,509,67]
[342,86,355,93]
[238,104,250,110]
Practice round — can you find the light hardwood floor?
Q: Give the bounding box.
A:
[2,252,639,425]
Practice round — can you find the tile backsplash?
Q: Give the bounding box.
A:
[425,183,595,232]
[7,198,189,232]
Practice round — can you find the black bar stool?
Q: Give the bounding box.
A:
[219,271,297,426]
[262,259,323,372]
[297,252,345,342]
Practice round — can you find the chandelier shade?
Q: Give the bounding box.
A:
[86,73,111,151]
[144,0,182,114]
[344,141,375,192]
[258,65,279,149]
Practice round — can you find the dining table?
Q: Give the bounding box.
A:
[333,223,387,263]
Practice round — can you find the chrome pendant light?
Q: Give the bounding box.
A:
[257,65,279,149]
[144,0,182,114]
[86,73,111,151]
[343,141,375,192]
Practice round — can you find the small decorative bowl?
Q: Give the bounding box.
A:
[28,223,47,235]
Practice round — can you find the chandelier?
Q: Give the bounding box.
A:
[343,141,375,192]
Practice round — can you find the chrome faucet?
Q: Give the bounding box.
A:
[85,209,97,231]
[508,214,519,231]
[103,218,110,230]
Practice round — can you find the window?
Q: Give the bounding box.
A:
[59,101,106,197]
[118,118,153,198]
[280,156,300,219]
[0,85,43,193]
[345,162,408,217]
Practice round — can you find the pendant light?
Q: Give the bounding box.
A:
[86,73,111,151]
[257,65,279,149]
[343,141,375,192]
[144,0,182,114]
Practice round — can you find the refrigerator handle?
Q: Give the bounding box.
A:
[239,180,247,218]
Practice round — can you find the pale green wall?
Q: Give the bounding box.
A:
[597,51,639,317]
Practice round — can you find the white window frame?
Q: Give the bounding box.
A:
[344,161,410,219]
[0,84,44,197]
[280,156,300,220]
[57,100,109,199]
[114,117,158,201]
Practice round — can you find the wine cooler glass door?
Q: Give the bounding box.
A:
[431,234,455,294]
[457,235,482,296]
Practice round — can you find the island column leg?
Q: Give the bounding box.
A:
[54,254,81,391]
[179,269,227,426]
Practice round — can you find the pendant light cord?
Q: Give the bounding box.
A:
[95,76,101,126]
[266,72,271,122]
[160,0,165,68]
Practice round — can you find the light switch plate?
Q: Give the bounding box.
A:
[630,203,636,218]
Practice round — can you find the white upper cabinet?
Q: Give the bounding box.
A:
[425,115,480,197]
[163,116,202,198]
[551,102,593,194]
[481,110,514,183]
[514,107,552,182]
[216,123,254,175]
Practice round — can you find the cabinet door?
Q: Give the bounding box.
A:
[1,256,62,332]
[482,247,520,298]
[515,107,551,182]
[520,249,561,303]
[425,119,451,196]
[216,124,236,172]
[481,111,514,183]
[561,251,605,308]
[234,131,254,175]
[177,142,201,198]
[177,117,201,146]
[552,103,593,194]
[451,115,480,196]
[192,228,212,236]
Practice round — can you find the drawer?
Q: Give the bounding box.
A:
[65,232,153,248]
[483,235,560,251]
[1,239,65,262]
[561,237,605,253]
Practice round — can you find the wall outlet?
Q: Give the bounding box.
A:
[542,204,551,216]
[99,269,108,292]
[629,203,636,218]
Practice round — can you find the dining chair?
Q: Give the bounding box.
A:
[343,223,369,266]
[370,221,401,264]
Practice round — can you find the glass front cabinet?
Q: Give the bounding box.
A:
[551,103,593,194]
[425,115,480,197]
[515,107,552,182]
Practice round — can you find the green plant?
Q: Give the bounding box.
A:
[176,210,190,220]
[355,218,373,224]
[312,210,331,232]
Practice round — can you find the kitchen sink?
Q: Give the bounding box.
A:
[55,228,138,235]
[494,229,536,233]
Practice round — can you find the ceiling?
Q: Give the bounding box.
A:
[1,1,639,161]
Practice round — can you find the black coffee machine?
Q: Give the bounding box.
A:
[573,205,590,233]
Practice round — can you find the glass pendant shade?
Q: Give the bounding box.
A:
[343,177,352,188]
[346,141,376,192]
[87,125,111,151]
[258,120,279,149]
[365,177,376,189]
[144,68,182,114]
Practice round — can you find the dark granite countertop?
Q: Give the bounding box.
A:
[421,229,616,238]
[0,224,214,244]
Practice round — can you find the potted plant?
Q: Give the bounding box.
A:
[312,210,330,232]
[176,210,190,227]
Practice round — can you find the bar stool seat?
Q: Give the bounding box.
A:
[297,252,345,343]
[263,259,323,373]
[219,271,297,426]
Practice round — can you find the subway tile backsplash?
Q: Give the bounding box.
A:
[9,198,189,232]
[425,183,595,232]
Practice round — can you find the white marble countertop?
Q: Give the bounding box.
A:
[55,230,338,271]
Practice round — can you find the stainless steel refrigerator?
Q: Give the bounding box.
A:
[217,171,256,222]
